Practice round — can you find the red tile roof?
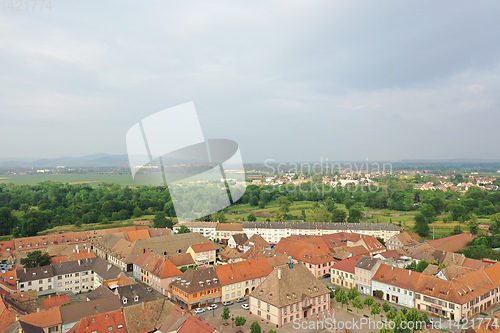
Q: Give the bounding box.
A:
[0,299,18,331]
[69,309,127,333]
[331,256,362,274]
[127,229,151,243]
[43,294,70,310]
[215,257,273,286]
[426,233,474,253]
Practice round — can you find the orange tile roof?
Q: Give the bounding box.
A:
[0,241,14,254]
[20,308,62,328]
[372,264,422,291]
[274,237,334,265]
[0,270,17,287]
[426,233,474,253]
[152,258,182,279]
[215,257,273,286]
[51,255,68,264]
[360,236,386,252]
[127,229,151,243]
[43,294,70,310]
[69,249,96,262]
[133,251,181,279]
[0,299,18,331]
[190,242,216,253]
[68,309,127,333]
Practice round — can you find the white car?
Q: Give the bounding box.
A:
[241,304,250,310]
[194,308,205,314]
[207,304,218,310]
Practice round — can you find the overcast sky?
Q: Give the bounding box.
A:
[1,0,499,162]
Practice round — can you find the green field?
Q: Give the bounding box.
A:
[0,173,136,186]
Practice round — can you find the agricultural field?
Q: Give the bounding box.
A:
[0,173,136,186]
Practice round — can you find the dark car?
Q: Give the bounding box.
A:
[323,273,331,278]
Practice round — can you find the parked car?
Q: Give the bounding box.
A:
[236,297,246,303]
[194,308,205,314]
[323,273,331,278]
[241,304,250,310]
[207,305,215,310]
[222,301,234,306]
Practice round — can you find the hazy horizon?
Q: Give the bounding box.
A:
[1,1,500,162]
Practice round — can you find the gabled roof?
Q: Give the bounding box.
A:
[20,308,62,328]
[177,313,218,333]
[250,263,329,308]
[17,266,54,283]
[377,250,402,259]
[217,247,242,260]
[332,256,362,274]
[123,299,174,333]
[347,245,369,257]
[126,229,151,243]
[190,242,216,253]
[355,256,381,271]
[426,233,474,253]
[86,285,115,301]
[372,264,421,291]
[167,253,195,267]
[68,309,127,333]
[230,233,248,246]
[216,223,243,232]
[215,257,273,286]
[133,251,181,279]
[156,306,189,332]
[170,267,221,294]
[52,258,96,276]
[91,258,122,280]
[243,234,270,248]
[0,299,19,332]
[60,296,121,324]
[116,284,163,307]
[274,237,333,265]
[392,232,418,246]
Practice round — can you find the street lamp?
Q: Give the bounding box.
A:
[232,314,235,328]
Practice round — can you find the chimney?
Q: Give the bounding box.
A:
[278,268,282,280]
[107,263,112,271]
[78,260,81,266]
[408,270,411,276]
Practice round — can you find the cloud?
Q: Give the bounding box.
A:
[0,1,499,161]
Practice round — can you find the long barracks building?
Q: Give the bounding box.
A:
[174,221,400,243]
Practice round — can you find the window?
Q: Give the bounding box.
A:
[267,304,270,311]
[108,326,113,332]
[267,314,270,320]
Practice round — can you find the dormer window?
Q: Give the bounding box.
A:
[134,295,139,302]
[123,297,128,304]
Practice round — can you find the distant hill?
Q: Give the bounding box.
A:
[0,154,130,168]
